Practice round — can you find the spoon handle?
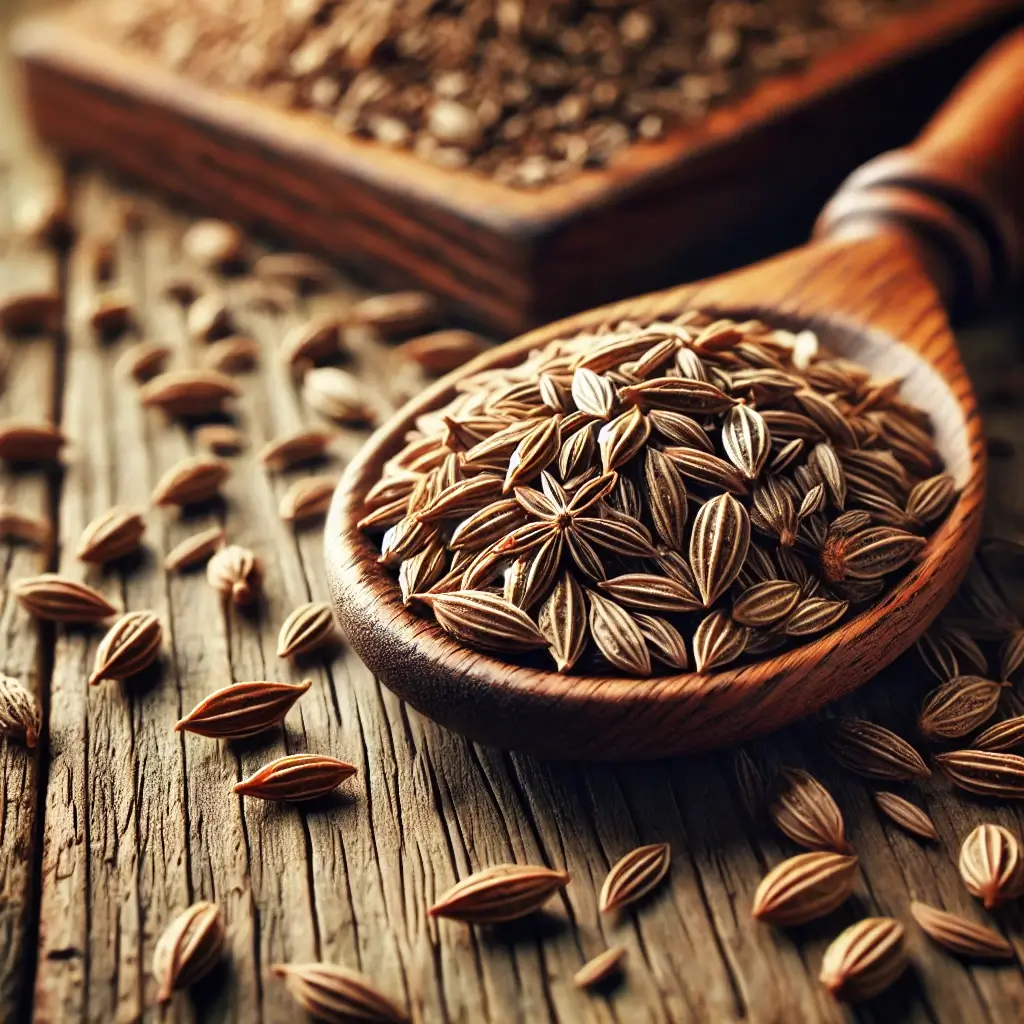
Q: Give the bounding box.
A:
[815,28,1024,313]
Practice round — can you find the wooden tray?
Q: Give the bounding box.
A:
[12,0,1024,335]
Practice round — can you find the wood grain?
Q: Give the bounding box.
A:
[13,0,1024,333]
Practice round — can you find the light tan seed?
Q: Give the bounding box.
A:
[597,406,650,473]
[910,901,1013,960]
[395,329,489,374]
[973,716,1024,752]
[769,769,848,853]
[139,369,240,418]
[417,590,548,652]
[152,456,229,507]
[751,851,858,926]
[164,527,225,571]
[830,719,930,781]
[195,424,244,455]
[259,429,335,471]
[201,335,260,374]
[690,493,751,607]
[189,288,236,343]
[429,864,570,924]
[693,610,749,673]
[0,675,41,747]
[277,602,336,658]
[809,443,847,508]
[234,754,357,801]
[280,314,344,371]
[182,218,243,267]
[586,589,651,676]
[819,918,907,1002]
[503,415,561,490]
[573,947,625,989]
[0,505,51,548]
[872,792,938,841]
[782,597,849,637]
[90,610,162,685]
[935,749,1024,799]
[175,679,311,739]
[279,475,338,523]
[206,544,261,605]
[0,290,62,333]
[272,962,409,1023]
[350,291,437,336]
[303,367,377,425]
[12,574,117,623]
[0,420,65,463]
[619,376,737,416]
[153,902,225,1004]
[571,367,617,419]
[721,404,771,479]
[599,843,670,913]
[87,290,132,336]
[116,340,171,382]
[76,506,145,563]
[917,677,1002,741]
[958,823,1024,908]
[733,581,801,627]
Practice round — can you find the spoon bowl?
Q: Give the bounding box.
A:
[326,30,1022,758]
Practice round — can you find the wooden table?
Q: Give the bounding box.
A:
[3,13,1024,1024]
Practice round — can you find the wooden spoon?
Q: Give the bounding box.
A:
[326,31,1024,760]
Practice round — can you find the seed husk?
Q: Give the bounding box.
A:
[272,962,409,1023]
[429,864,569,924]
[12,574,117,623]
[751,851,858,926]
[769,768,848,853]
[935,749,1024,799]
[917,677,1002,741]
[910,901,1013,960]
[973,716,1024,753]
[693,610,748,672]
[201,335,260,374]
[733,581,801,627]
[175,679,311,739]
[819,917,907,1002]
[958,824,1024,908]
[830,719,930,781]
[206,544,261,605]
[0,420,65,463]
[234,753,357,801]
[872,791,938,841]
[182,218,243,267]
[195,424,244,456]
[259,429,335,471]
[0,505,51,549]
[690,493,751,607]
[140,369,240,418]
[279,475,338,523]
[586,589,651,676]
[116,340,171,382]
[417,590,548,652]
[152,902,225,1004]
[0,675,41,747]
[277,602,336,658]
[303,367,377,425]
[573,947,625,989]
[282,314,345,372]
[76,506,146,563]
[599,843,670,913]
[350,290,438,336]
[90,610,162,685]
[164,527,225,571]
[152,455,229,507]
[395,329,489,374]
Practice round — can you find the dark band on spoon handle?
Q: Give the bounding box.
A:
[815,27,1024,313]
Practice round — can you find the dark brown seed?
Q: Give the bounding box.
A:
[664,447,747,494]
[0,420,65,463]
[781,597,848,637]
[935,749,1024,800]
[733,581,801,627]
[538,571,587,671]
[12,574,117,623]
[587,589,651,676]
[692,610,749,673]
[830,719,930,781]
[417,590,548,652]
[690,493,751,607]
[234,754,357,801]
[721,404,771,479]
[395,329,489,374]
[634,613,689,669]
[643,448,688,549]
[597,573,701,613]
[973,716,1024,753]
[175,679,311,739]
[917,677,1002,741]
[202,335,260,374]
[259,429,335,471]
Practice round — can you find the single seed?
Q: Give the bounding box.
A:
[830,719,930,781]
[272,962,409,1023]
[958,824,1024,908]
[176,679,311,739]
[573,947,625,989]
[206,544,261,605]
[0,420,65,463]
[116,340,171,382]
[0,505,51,549]
[599,843,670,913]
[751,851,858,926]
[935,749,1024,799]
[279,475,338,523]
[429,864,570,924]
[277,602,336,658]
[12,574,117,623]
[152,456,229,507]
[0,675,41,747]
[234,754,357,801]
[769,768,848,852]
[164,527,225,571]
[917,677,1002,741]
[259,429,335,471]
[90,610,162,685]
[819,918,907,1003]
[152,902,225,1004]
[76,506,146,563]
[201,335,260,373]
[195,424,245,455]
[872,792,938,841]
[910,901,1013,960]
[182,219,244,267]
